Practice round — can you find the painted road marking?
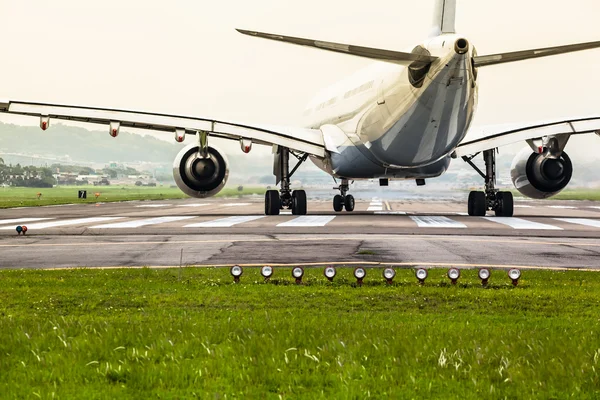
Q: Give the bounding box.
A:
[223,203,251,207]
[548,206,577,209]
[277,216,336,227]
[483,217,562,230]
[554,218,600,229]
[185,216,265,228]
[177,204,210,208]
[514,205,533,208]
[91,216,196,229]
[367,198,383,211]
[410,216,466,228]
[135,204,172,208]
[375,211,408,215]
[0,217,123,230]
[589,207,600,210]
[0,218,53,226]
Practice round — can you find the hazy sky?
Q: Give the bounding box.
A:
[1,0,599,158]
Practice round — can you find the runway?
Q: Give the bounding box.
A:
[1,197,600,269]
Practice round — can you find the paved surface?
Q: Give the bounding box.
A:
[1,197,600,269]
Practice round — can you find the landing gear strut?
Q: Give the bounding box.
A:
[333,179,355,212]
[463,149,514,217]
[265,147,308,216]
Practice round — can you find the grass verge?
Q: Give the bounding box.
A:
[511,189,600,201]
[0,186,265,208]
[1,267,600,398]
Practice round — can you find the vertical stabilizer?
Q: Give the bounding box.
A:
[431,0,457,36]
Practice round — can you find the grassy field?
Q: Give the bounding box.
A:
[0,186,265,208]
[509,189,600,201]
[1,267,600,399]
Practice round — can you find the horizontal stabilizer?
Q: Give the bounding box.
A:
[473,40,600,67]
[236,29,438,64]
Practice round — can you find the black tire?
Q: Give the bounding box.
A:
[265,190,280,216]
[292,190,307,215]
[495,191,514,217]
[468,191,486,216]
[333,195,344,212]
[344,195,355,212]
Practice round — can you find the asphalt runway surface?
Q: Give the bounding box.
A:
[1,196,600,270]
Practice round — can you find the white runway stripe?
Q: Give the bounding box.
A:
[410,216,466,228]
[367,198,384,211]
[589,207,600,210]
[514,205,533,208]
[0,218,53,226]
[375,211,407,215]
[135,204,172,208]
[277,216,336,227]
[91,216,195,229]
[185,216,265,228]
[554,218,600,229]
[223,203,251,207]
[483,217,562,230]
[548,205,576,209]
[177,204,210,208]
[367,206,384,211]
[0,217,123,230]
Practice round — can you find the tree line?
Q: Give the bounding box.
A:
[0,158,57,188]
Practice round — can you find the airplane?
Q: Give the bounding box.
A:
[2,0,600,217]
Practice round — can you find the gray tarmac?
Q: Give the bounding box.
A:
[1,196,600,270]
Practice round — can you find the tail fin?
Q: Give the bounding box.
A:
[431,0,457,36]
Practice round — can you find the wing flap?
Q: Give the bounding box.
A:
[236,29,438,64]
[455,117,600,156]
[1,101,326,157]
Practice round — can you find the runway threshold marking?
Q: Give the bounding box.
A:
[0,217,53,226]
[367,197,383,212]
[410,216,467,228]
[554,218,600,229]
[185,215,266,228]
[277,216,336,227]
[483,217,563,230]
[91,216,196,229]
[0,217,123,230]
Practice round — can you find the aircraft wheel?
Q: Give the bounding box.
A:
[265,190,280,216]
[292,190,307,215]
[468,191,486,216]
[333,195,344,212]
[495,191,514,217]
[344,195,355,212]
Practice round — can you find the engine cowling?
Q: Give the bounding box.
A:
[173,144,229,198]
[510,147,573,199]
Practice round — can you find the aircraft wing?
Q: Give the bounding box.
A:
[455,116,600,156]
[0,100,326,157]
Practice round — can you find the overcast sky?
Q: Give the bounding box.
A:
[1,0,599,158]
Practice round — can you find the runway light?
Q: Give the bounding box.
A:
[261,266,273,281]
[22,226,28,235]
[447,268,461,285]
[478,268,491,286]
[230,265,243,283]
[324,266,336,282]
[354,267,366,286]
[508,268,521,286]
[415,268,428,284]
[16,226,23,235]
[383,268,396,284]
[292,267,304,284]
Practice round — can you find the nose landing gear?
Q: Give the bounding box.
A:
[333,179,355,212]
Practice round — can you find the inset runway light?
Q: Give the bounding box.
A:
[508,268,521,286]
[261,266,273,281]
[324,266,336,282]
[383,268,396,284]
[230,265,243,283]
[447,268,461,285]
[354,267,366,286]
[415,268,428,284]
[478,268,491,286]
[292,267,304,284]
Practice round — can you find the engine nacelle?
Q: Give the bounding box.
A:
[173,144,229,198]
[510,147,573,199]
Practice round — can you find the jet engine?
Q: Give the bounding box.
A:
[510,147,572,199]
[173,144,229,198]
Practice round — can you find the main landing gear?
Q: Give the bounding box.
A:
[463,149,514,217]
[265,147,309,216]
[333,178,355,212]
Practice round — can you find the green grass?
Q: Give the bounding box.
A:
[0,186,265,208]
[511,189,600,201]
[1,267,600,399]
